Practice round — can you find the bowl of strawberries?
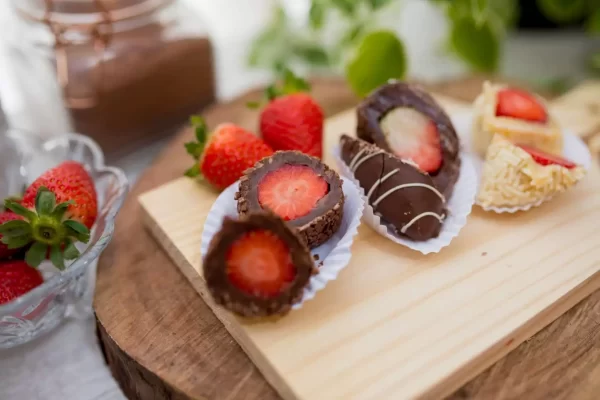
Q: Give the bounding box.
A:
[0,132,128,348]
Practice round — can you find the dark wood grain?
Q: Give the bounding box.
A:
[95,76,600,400]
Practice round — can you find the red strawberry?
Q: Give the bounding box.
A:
[226,229,295,298]
[252,69,323,158]
[260,93,324,158]
[496,88,547,123]
[0,260,44,305]
[185,117,274,190]
[381,107,442,173]
[258,165,328,221]
[518,144,577,169]
[0,161,96,270]
[0,212,24,259]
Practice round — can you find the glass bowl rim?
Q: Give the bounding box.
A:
[0,132,129,315]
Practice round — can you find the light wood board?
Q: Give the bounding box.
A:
[139,88,600,400]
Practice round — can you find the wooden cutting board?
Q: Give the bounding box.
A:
[138,84,600,400]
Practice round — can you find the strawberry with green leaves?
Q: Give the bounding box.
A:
[184,116,274,190]
[251,69,324,159]
[0,161,97,270]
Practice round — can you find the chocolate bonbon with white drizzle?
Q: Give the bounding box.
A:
[340,134,447,241]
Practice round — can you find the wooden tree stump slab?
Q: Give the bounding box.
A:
[95,77,600,400]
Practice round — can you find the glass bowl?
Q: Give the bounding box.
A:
[0,131,128,348]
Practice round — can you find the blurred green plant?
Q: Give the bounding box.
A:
[249,0,600,97]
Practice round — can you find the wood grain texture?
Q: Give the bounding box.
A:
[95,77,600,400]
[138,83,600,400]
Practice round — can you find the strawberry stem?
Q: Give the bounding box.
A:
[246,67,311,110]
[0,186,90,269]
[184,115,209,178]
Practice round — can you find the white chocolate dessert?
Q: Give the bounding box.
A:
[472,82,563,157]
[477,134,586,209]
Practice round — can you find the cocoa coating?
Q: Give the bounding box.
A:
[340,134,446,241]
[235,151,344,249]
[356,81,461,198]
[203,212,317,318]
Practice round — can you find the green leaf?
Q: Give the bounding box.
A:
[449,18,500,72]
[184,163,201,178]
[6,234,32,249]
[345,30,407,97]
[293,43,330,66]
[309,1,325,29]
[331,0,355,16]
[50,245,65,270]
[63,239,80,260]
[246,101,261,109]
[184,142,204,159]
[4,200,36,221]
[51,201,73,221]
[35,187,56,216]
[25,242,48,268]
[367,0,393,10]
[247,6,289,67]
[471,0,489,25]
[589,52,600,76]
[339,23,366,49]
[536,0,586,23]
[0,219,31,237]
[63,220,90,243]
[587,10,600,34]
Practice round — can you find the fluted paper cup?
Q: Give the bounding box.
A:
[332,146,477,255]
[452,111,592,213]
[200,178,365,310]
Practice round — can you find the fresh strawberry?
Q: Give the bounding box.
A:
[0,260,44,305]
[226,229,295,298]
[518,144,577,169]
[184,117,274,190]
[0,161,96,270]
[0,212,24,259]
[253,69,324,158]
[496,88,547,123]
[381,107,442,173]
[258,165,328,221]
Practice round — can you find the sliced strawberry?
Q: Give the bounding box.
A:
[381,107,442,173]
[518,144,577,169]
[226,229,296,298]
[496,88,547,123]
[258,165,328,221]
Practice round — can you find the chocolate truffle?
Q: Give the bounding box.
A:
[356,81,460,198]
[340,134,447,241]
[203,212,317,318]
[236,151,344,249]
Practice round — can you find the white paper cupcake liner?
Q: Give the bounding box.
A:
[200,178,365,310]
[451,111,593,213]
[332,146,477,255]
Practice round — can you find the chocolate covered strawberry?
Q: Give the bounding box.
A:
[0,260,44,305]
[184,116,274,190]
[258,165,328,221]
[380,107,443,173]
[253,69,324,158]
[496,88,547,123]
[0,161,97,270]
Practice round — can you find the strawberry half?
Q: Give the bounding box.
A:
[496,88,548,123]
[252,69,324,158]
[226,229,296,298]
[380,107,442,173]
[518,144,577,169]
[258,165,328,221]
[184,116,274,190]
[0,260,44,305]
[0,161,96,270]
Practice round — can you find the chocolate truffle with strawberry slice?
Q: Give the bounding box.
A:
[236,151,344,249]
[356,81,461,198]
[204,212,317,318]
